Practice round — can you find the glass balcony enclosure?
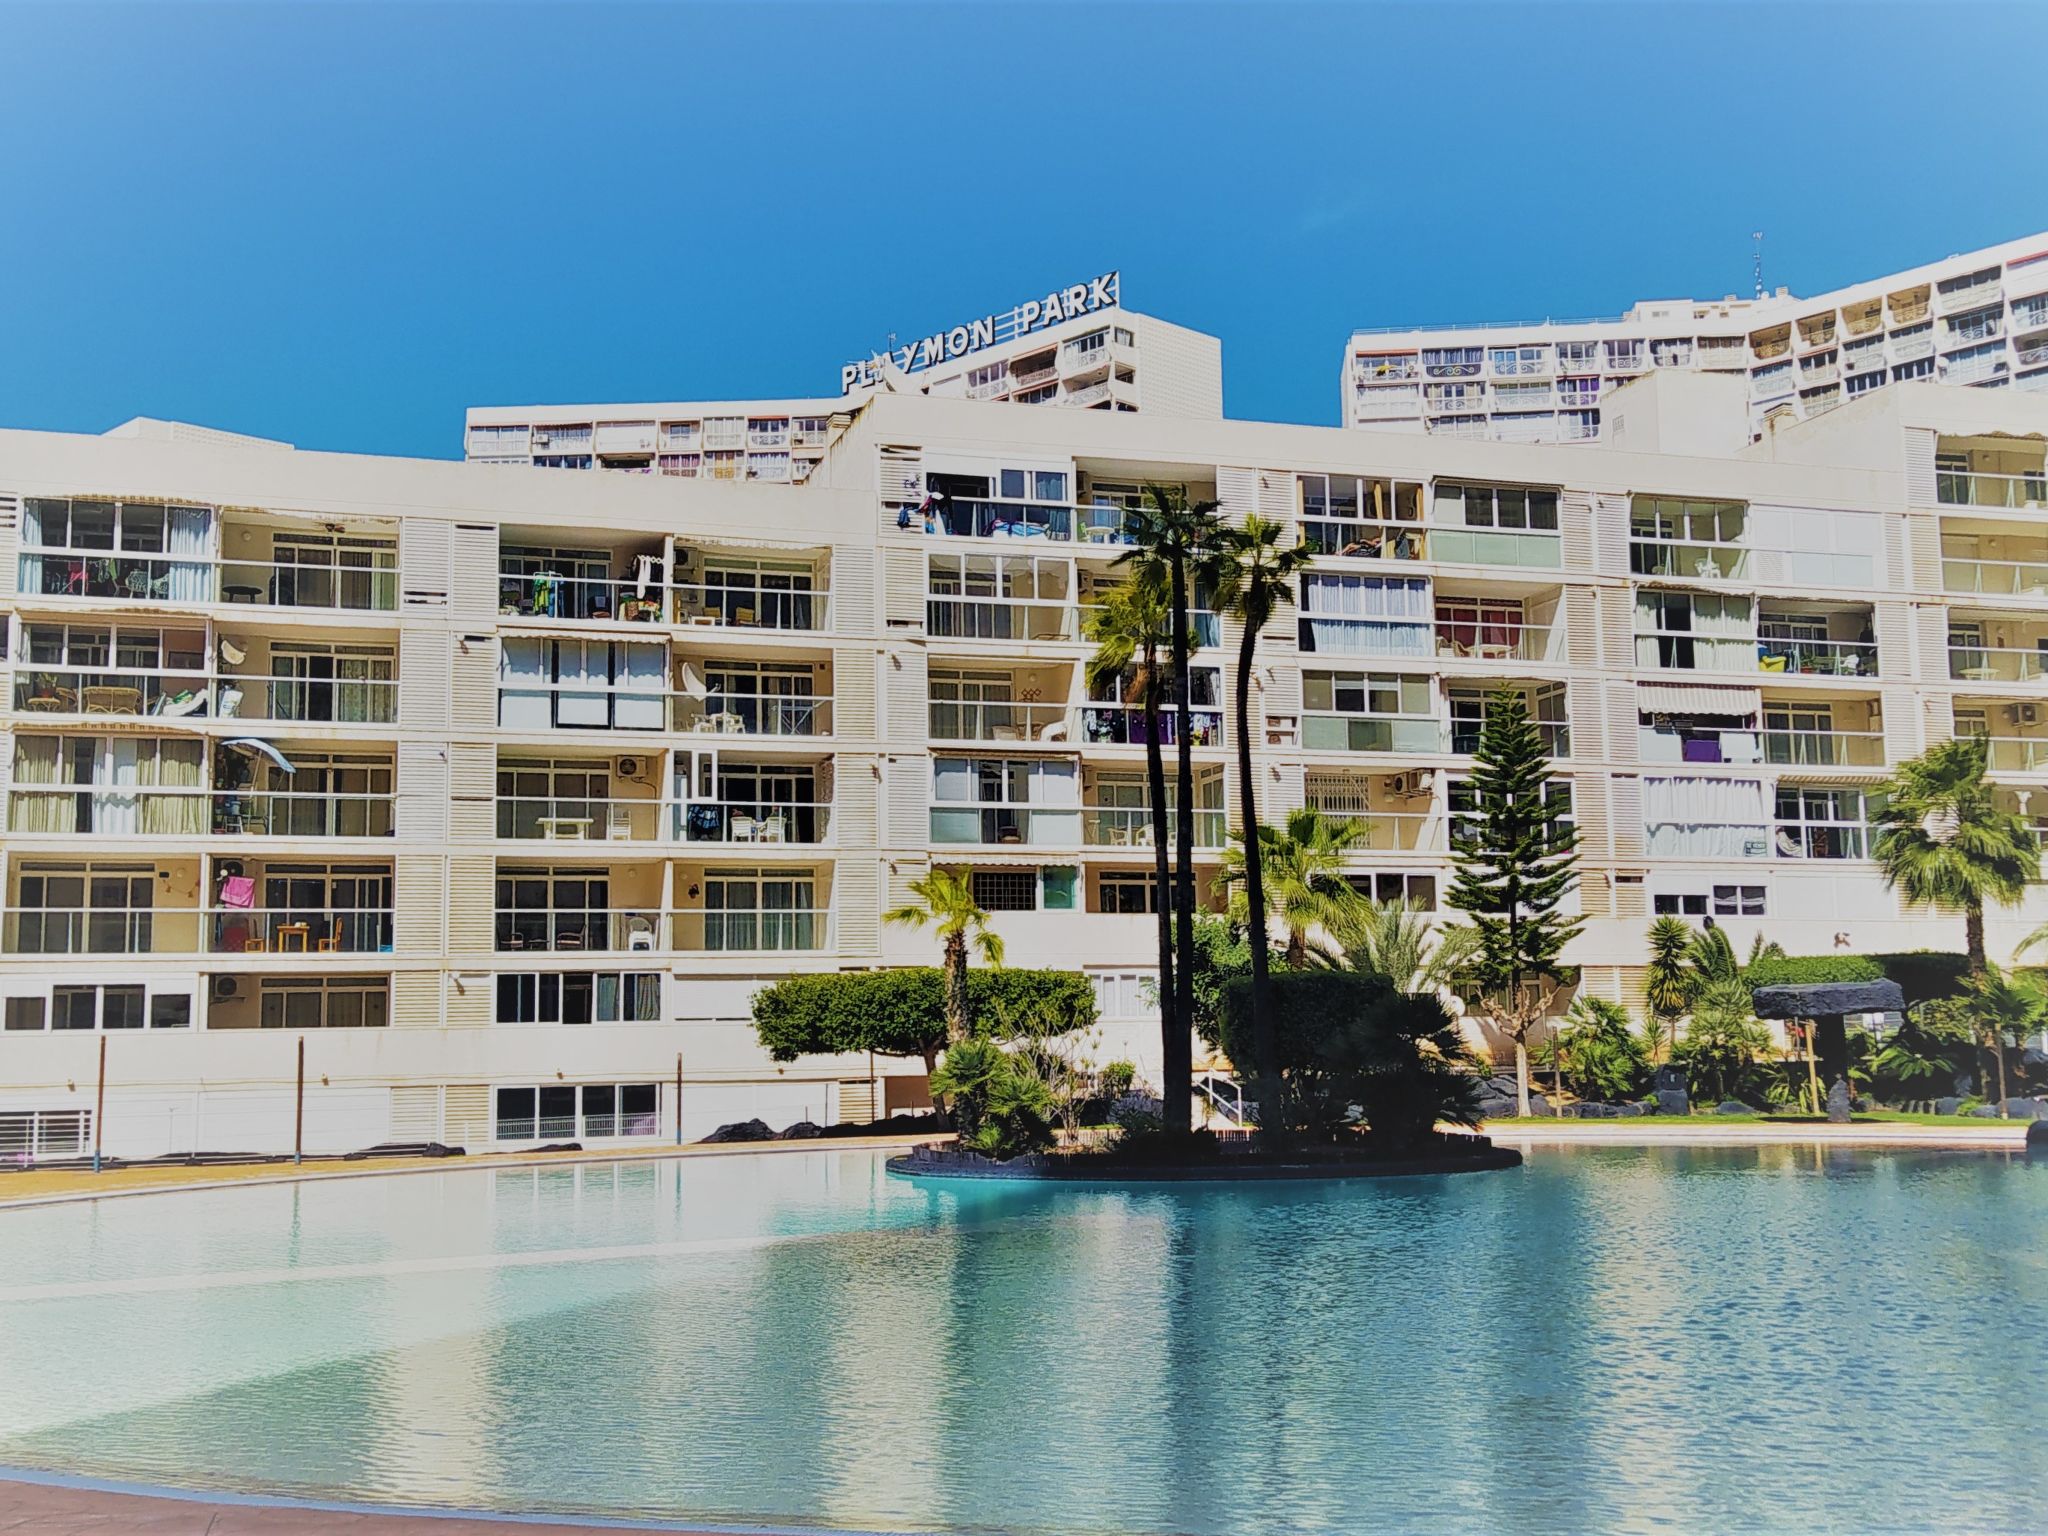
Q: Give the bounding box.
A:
[1302,671,1439,753]
[1429,482,1562,569]
[930,757,1080,846]
[1630,497,1748,580]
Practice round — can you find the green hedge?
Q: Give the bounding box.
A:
[1868,951,1973,1005]
[752,967,1095,1064]
[1744,954,1883,988]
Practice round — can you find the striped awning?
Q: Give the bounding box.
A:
[1635,682,1760,717]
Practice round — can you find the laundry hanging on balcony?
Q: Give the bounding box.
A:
[223,738,295,775]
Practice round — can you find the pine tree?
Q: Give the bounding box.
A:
[1444,684,1584,1116]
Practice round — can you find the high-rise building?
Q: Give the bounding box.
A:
[1343,230,2048,444]
[4,290,2047,1162]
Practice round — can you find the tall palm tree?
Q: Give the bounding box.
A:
[1208,513,1314,1133]
[1873,735,2037,977]
[1220,807,1372,970]
[1114,484,1225,1132]
[1084,572,1177,1078]
[884,868,1004,1044]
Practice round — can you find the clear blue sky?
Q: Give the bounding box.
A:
[4,2,2045,459]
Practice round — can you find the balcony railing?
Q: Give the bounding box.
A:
[210,907,394,954]
[1760,729,1886,768]
[15,550,212,604]
[1948,645,2048,684]
[496,909,664,953]
[1452,721,1568,757]
[1352,387,1423,417]
[217,556,398,611]
[14,668,213,720]
[1435,623,1551,662]
[1066,381,1113,408]
[1300,715,1442,754]
[1629,540,1749,580]
[1302,520,1427,561]
[929,804,1082,847]
[1012,365,1057,390]
[1977,736,2048,773]
[672,581,826,631]
[1081,807,1228,849]
[1944,355,2010,386]
[966,378,1009,401]
[1757,637,1879,677]
[1080,705,1223,747]
[1076,603,1221,648]
[1893,334,1936,364]
[1942,556,2048,598]
[1491,356,1553,377]
[1935,470,2048,510]
[3,907,203,954]
[1429,528,1563,569]
[672,691,831,738]
[499,572,828,630]
[222,675,398,725]
[928,701,1072,743]
[927,597,1078,643]
[1299,808,1445,852]
[1938,282,2002,315]
[214,789,396,837]
[671,909,827,953]
[921,498,1073,541]
[499,570,686,623]
[497,796,666,842]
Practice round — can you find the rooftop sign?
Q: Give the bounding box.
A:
[841,271,1120,393]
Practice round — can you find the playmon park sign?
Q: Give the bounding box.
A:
[841,271,1120,392]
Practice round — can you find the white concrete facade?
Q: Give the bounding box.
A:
[3,376,2046,1161]
[1344,230,2048,445]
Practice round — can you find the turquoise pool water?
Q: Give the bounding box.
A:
[0,1145,2043,1534]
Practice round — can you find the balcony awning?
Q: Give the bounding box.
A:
[1636,682,1760,718]
[224,738,295,775]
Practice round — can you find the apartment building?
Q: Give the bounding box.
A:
[3,375,2045,1162]
[1344,230,2048,445]
[463,276,1225,479]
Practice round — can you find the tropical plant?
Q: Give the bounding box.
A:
[1444,684,1584,1115]
[1084,569,1178,1086]
[1643,915,1696,1055]
[1186,913,1253,1047]
[751,968,1095,1076]
[1325,899,1480,995]
[1871,1000,1971,1101]
[883,869,1004,1043]
[1958,966,2044,1113]
[1536,997,1653,1103]
[1113,483,1227,1134]
[1674,978,1777,1105]
[929,1039,1056,1160]
[1208,512,1315,1142]
[1873,736,2038,976]
[1219,807,1372,969]
[1216,971,1480,1147]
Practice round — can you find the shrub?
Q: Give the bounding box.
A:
[1097,1060,1137,1099]
[1675,979,1777,1104]
[928,1039,1055,1160]
[1538,997,1653,1101]
[1870,951,1973,1006]
[752,967,1094,1066]
[1218,971,1480,1146]
[1743,954,1884,989]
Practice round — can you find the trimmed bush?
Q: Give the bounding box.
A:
[753,967,1095,1065]
[1743,954,1884,989]
[1870,951,1973,1006]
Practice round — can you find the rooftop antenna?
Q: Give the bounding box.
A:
[1752,231,1765,300]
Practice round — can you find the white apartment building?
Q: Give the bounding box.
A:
[1344,230,2048,445]
[3,374,2045,1163]
[463,272,1225,479]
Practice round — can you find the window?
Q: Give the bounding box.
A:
[1774,787,1869,860]
[494,1083,658,1141]
[1634,590,1755,672]
[498,638,666,732]
[931,758,1080,845]
[494,971,661,1025]
[1630,497,1748,579]
[971,870,1039,911]
[997,467,1069,503]
[1430,484,1563,569]
[1,988,190,1033]
[701,869,819,952]
[495,869,618,953]
[11,866,158,955]
[1643,776,1769,859]
[17,497,214,604]
[1655,886,1765,918]
[4,997,46,1032]
[926,552,1068,640]
[1298,574,1431,656]
[1097,871,1162,914]
[7,734,207,837]
[1301,671,1436,753]
[1345,872,1437,909]
[256,976,390,1029]
[1296,475,1425,559]
[1090,971,1159,1020]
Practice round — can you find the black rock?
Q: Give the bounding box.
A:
[1934,1096,1964,1116]
[2023,1046,2048,1071]
[701,1118,776,1143]
[1654,1089,1690,1116]
[1567,1101,1622,1119]
[1653,1064,1688,1094]
[2027,1120,2048,1148]
[1715,1101,1757,1116]
[1826,1078,1854,1125]
[1970,1106,2000,1119]
[1998,1098,2048,1121]
[778,1120,826,1140]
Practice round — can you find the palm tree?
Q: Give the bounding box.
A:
[884,868,1004,1044]
[1960,966,2042,1115]
[1114,483,1225,1132]
[1643,915,1695,1056]
[1084,572,1177,1084]
[1220,807,1372,970]
[1873,736,2038,977]
[1326,899,1480,996]
[1208,513,1314,1132]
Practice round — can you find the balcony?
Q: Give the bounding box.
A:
[1079,703,1223,748]
[1799,360,1840,387]
[1065,381,1112,408]
[215,552,398,611]
[1844,344,1888,376]
[1759,729,1886,769]
[3,906,203,954]
[928,595,1078,644]
[496,905,664,954]
[213,786,395,838]
[1355,357,1420,383]
[1352,385,1423,418]
[966,377,1010,401]
[669,906,827,954]
[1012,364,1058,391]
[1301,518,1426,561]
[1629,540,1748,581]
[929,802,1081,847]
[920,497,1074,541]
[929,699,1072,745]
[1757,636,1879,677]
[678,798,832,846]
[497,794,667,842]
[1301,713,1441,754]
[1937,469,2048,511]
[1944,352,2012,387]
[1978,736,2048,773]
[1937,279,2002,316]
[210,905,394,956]
[1303,773,1443,851]
[1452,717,1568,758]
[1080,806,1227,850]
[1429,528,1563,570]
[672,579,826,631]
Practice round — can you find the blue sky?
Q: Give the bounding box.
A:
[3,2,2045,459]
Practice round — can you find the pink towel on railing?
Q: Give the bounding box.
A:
[221,876,256,909]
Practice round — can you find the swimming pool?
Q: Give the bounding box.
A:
[1,1145,2042,1534]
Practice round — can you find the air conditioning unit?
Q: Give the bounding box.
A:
[532,432,551,447]
[211,976,240,1002]
[2022,704,2040,726]
[616,756,642,779]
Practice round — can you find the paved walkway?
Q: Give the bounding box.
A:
[1484,1119,2030,1148]
[0,1477,756,1534]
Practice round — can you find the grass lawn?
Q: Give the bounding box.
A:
[1483,1111,2026,1128]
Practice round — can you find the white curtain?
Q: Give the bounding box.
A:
[1644,775,1768,858]
[1305,574,1431,657]
[614,643,666,730]
[17,498,46,594]
[139,740,205,836]
[9,735,73,833]
[1692,595,1756,672]
[498,638,552,729]
[93,738,140,837]
[165,506,212,602]
[555,642,609,728]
